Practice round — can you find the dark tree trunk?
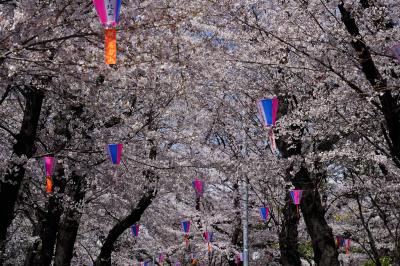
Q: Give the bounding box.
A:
[0,87,43,253]
[26,106,79,265]
[277,110,303,265]
[338,3,400,167]
[339,4,400,263]
[95,133,158,266]
[94,188,157,266]
[279,192,301,266]
[379,92,400,165]
[292,167,339,266]
[24,167,67,266]
[53,171,86,266]
[395,238,400,266]
[275,97,339,265]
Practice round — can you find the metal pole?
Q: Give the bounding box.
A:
[242,176,249,266]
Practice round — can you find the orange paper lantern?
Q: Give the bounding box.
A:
[105,28,117,64]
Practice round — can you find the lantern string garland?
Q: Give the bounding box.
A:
[92,0,122,64]
[257,97,279,155]
[43,156,56,193]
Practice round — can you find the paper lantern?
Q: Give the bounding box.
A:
[180,220,191,246]
[43,156,56,193]
[107,143,123,165]
[131,224,140,237]
[259,207,269,223]
[290,189,303,216]
[92,0,122,64]
[257,97,278,128]
[192,179,204,198]
[257,97,279,153]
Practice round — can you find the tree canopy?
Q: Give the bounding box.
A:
[0,0,399,265]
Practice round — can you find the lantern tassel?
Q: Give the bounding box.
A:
[105,28,117,64]
[184,234,189,247]
[46,176,53,193]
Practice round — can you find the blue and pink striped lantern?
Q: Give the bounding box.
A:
[336,236,350,255]
[259,207,269,223]
[392,44,400,62]
[131,224,140,237]
[257,97,279,153]
[107,143,123,165]
[181,220,191,234]
[203,231,214,252]
[290,189,303,216]
[92,0,122,64]
[192,179,204,198]
[43,156,56,193]
[257,98,278,128]
[181,220,191,246]
[336,236,345,247]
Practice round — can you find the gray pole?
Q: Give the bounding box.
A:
[242,176,249,266]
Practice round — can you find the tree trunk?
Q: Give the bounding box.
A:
[338,3,400,167]
[95,134,158,266]
[53,171,86,266]
[379,92,400,165]
[292,166,339,266]
[24,167,67,266]
[339,5,400,263]
[277,111,303,265]
[0,87,43,254]
[394,238,400,266]
[279,192,301,266]
[94,188,157,266]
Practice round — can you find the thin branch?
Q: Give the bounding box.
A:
[0,122,17,139]
[0,85,11,105]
